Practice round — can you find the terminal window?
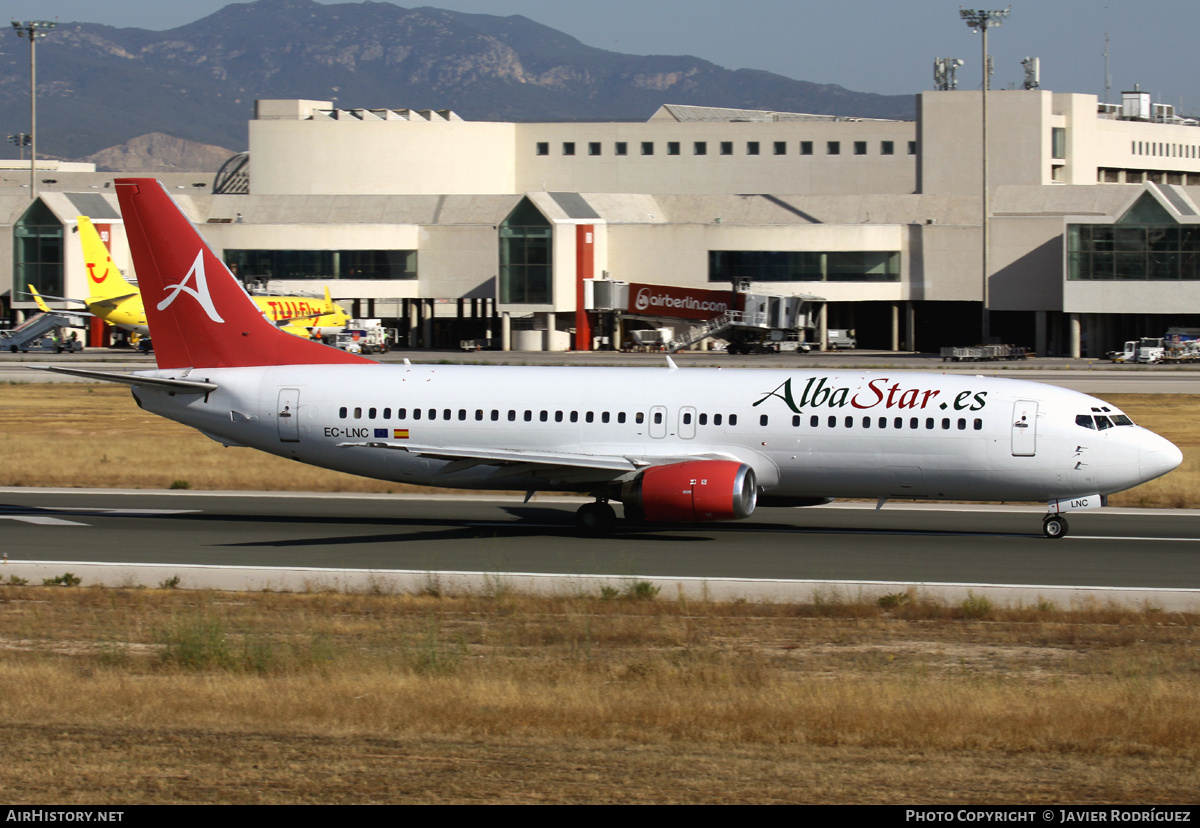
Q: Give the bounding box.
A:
[1069,220,1200,281]
[500,198,553,304]
[708,250,900,283]
[881,141,894,155]
[588,142,601,156]
[13,200,63,296]
[720,141,733,156]
[694,141,707,155]
[827,141,841,155]
[800,141,813,155]
[615,142,628,156]
[774,142,787,155]
[746,142,760,155]
[667,141,681,156]
[854,141,867,155]
[536,142,549,156]
[224,249,417,280]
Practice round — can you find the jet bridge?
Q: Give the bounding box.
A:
[585,279,822,353]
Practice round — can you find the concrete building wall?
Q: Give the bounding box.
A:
[511,120,917,196]
[989,216,1064,311]
[250,108,517,196]
[919,90,1052,195]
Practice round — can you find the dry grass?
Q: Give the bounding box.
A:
[2,383,1197,802]
[1,384,1196,506]
[0,586,1197,804]
[0,383,420,492]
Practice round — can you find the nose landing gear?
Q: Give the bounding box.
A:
[1042,514,1069,539]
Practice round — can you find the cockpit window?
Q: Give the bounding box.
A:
[1076,415,1095,429]
[1111,414,1134,426]
[1095,416,1113,430]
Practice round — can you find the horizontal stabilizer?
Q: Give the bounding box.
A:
[32,366,217,394]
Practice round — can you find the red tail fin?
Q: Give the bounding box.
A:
[114,178,371,370]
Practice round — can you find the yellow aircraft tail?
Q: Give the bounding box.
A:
[78,216,139,304]
[26,284,53,313]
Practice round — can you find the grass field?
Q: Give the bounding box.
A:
[0,383,1197,803]
[0,587,1197,804]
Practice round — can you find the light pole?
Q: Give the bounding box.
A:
[960,7,1009,344]
[7,133,32,161]
[11,20,57,200]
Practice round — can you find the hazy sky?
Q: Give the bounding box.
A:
[8,0,1198,113]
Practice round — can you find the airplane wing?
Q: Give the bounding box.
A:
[337,439,738,483]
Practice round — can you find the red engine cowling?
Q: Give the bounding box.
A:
[621,460,757,523]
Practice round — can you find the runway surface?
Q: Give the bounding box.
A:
[3,489,1198,606]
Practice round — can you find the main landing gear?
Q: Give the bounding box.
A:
[575,500,616,536]
[1042,514,1069,539]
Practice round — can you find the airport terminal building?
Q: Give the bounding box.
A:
[5,86,1200,355]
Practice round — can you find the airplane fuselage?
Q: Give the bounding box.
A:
[129,364,1179,505]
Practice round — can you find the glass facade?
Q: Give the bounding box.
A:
[499,198,552,304]
[708,250,900,283]
[223,249,417,280]
[1068,194,1200,281]
[14,201,63,296]
[1068,224,1200,280]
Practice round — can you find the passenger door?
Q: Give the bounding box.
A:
[1011,400,1037,456]
[278,388,300,442]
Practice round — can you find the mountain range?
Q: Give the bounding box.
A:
[0,0,916,169]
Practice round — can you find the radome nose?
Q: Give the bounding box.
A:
[1139,431,1183,482]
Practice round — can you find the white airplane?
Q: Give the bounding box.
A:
[43,178,1183,539]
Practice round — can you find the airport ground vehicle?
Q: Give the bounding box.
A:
[826,329,856,350]
[1,312,85,353]
[332,322,393,355]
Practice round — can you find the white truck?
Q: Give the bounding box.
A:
[1109,329,1200,363]
[331,320,393,355]
[826,328,857,350]
[1107,340,1139,363]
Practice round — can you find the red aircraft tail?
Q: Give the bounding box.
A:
[114,178,370,370]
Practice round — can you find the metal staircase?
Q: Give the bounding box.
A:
[1,312,85,353]
[666,310,769,353]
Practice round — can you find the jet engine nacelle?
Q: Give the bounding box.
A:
[621,460,757,522]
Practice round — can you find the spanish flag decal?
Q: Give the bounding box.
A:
[394,429,410,439]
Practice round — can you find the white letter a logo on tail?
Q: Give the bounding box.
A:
[158,249,225,323]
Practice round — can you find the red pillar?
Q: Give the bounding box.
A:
[575,225,594,351]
